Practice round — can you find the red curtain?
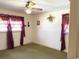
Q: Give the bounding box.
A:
[61,14,69,51]
[0,14,25,48]
[0,15,9,21]
[20,18,25,46]
[0,14,14,49]
[7,22,14,49]
[10,16,25,46]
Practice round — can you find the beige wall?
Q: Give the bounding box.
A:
[0,8,33,50]
[77,0,79,58]
[67,0,79,59]
[32,9,69,52]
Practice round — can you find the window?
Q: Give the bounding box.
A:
[10,20,22,31]
[0,18,22,32]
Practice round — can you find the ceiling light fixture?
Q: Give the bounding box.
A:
[47,14,55,21]
[25,1,35,14]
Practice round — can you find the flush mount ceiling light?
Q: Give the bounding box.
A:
[25,0,43,14]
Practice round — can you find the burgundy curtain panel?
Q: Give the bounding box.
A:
[0,14,25,48]
[7,22,14,49]
[0,14,14,49]
[10,16,25,46]
[61,14,69,51]
[20,18,25,46]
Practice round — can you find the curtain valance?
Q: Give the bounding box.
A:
[0,14,24,21]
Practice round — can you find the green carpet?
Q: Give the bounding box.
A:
[0,43,67,59]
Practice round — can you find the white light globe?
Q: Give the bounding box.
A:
[25,9,32,14]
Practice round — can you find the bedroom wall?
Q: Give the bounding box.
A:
[0,8,33,50]
[32,9,70,52]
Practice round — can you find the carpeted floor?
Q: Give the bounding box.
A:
[0,43,67,59]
